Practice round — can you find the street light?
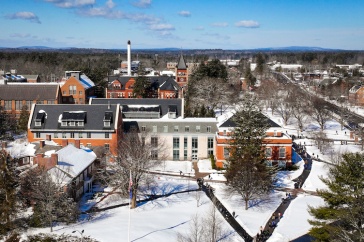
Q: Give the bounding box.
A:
[72,229,84,242]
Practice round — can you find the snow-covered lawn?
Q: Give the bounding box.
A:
[214,184,285,237]
[26,177,243,242]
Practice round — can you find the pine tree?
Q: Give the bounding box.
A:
[0,150,18,235]
[225,95,275,210]
[308,153,364,242]
[17,105,29,133]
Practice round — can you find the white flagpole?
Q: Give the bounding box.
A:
[128,170,132,242]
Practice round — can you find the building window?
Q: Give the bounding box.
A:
[69,85,76,95]
[173,137,180,149]
[54,133,58,138]
[87,132,91,138]
[79,91,83,95]
[62,132,66,138]
[173,150,180,160]
[69,121,75,126]
[26,101,32,110]
[104,143,110,151]
[265,147,272,158]
[36,100,42,104]
[185,126,190,132]
[35,132,40,138]
[224,148,230,158]
[78,121,84,126]
[142,126,146,132]
[70,133,75,138]
[15,101,22,110]
[279,147,286,158]
[87,143,92,148]
[79,132,83,138]
[184,150,188,161]
[151,137,158,148]
[104,121,110,127]
[163,126,168,132]
[207,137,214,155]
[105,132,109,138]
[207,126,211,133]
[151,150,158,159]
[63,90,66,95]
[35,121,41,127]
[4,101,11,111]
[196,126,200,132]
[223,130,227,135]
[192,137,198,160]
[174,126,179,132]
[61,121,67,126]
[152,126,157,133]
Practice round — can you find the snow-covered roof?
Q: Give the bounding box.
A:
[55,144,96,178]
[6,141,36,158]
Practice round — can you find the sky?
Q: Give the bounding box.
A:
[1,0,364,50]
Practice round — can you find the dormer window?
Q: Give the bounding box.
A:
[69,121,75,126]
[35,111,46,127]
[103,111,113,128]
[61,121,67,126]
[61,111,86,128]
[78,121,84,126]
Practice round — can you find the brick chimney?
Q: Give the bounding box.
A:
[75,139,80,149]
[46,135,51,141]
[40,140,45,149]
[50,153,58,167]
[62,139,68,147]
[35,153,44,165]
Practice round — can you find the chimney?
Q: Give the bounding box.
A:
[75,140,80,149]
[46,134,51,141]
[40,140,45,149]
[127,40,131,76]
[50,153,58,167]
[62,139,68,147]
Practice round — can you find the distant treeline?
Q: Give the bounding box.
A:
[1,49,364,84]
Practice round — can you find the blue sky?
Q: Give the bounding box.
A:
[1,0,364,50]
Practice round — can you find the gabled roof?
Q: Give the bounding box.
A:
[29,104,120,131]
[177,55,187,70]
[107,76,180,92]
[0,83,59,101]
[90,98,183,118]
[219,113,280,128]
[56,144,96,178]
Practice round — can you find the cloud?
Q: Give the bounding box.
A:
[131,0,152,9]
[203,32,230,40]
[44,0,95,8]
[211,22,228,27]
[178,10,191,17]
[10,33,31,38]
[194,26,204,31]
[235,20,260,28]
[6,12,41,24]
[149,24,175,31]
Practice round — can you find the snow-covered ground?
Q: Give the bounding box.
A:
[18,103,364,242]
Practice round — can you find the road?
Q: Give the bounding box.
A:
[272,71,364,130]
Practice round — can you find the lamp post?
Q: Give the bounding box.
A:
[72,229,84,242]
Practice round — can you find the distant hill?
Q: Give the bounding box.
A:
[250,46,343,52]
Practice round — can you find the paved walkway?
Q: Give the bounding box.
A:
[256,142,314,242]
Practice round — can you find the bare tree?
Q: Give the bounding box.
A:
[291,92,309,132]
[100,129,167,209]
[309,97,332,130]
[176,198,226,242]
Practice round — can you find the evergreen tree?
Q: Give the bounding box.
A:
[225,95,275,210]
[244,65,257,87]
[133,75,150,98]
[255,52,265,76]
[308,153,364,242]
[200,105,207,117]
[0,150,18,236]
[17,105,29,133]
